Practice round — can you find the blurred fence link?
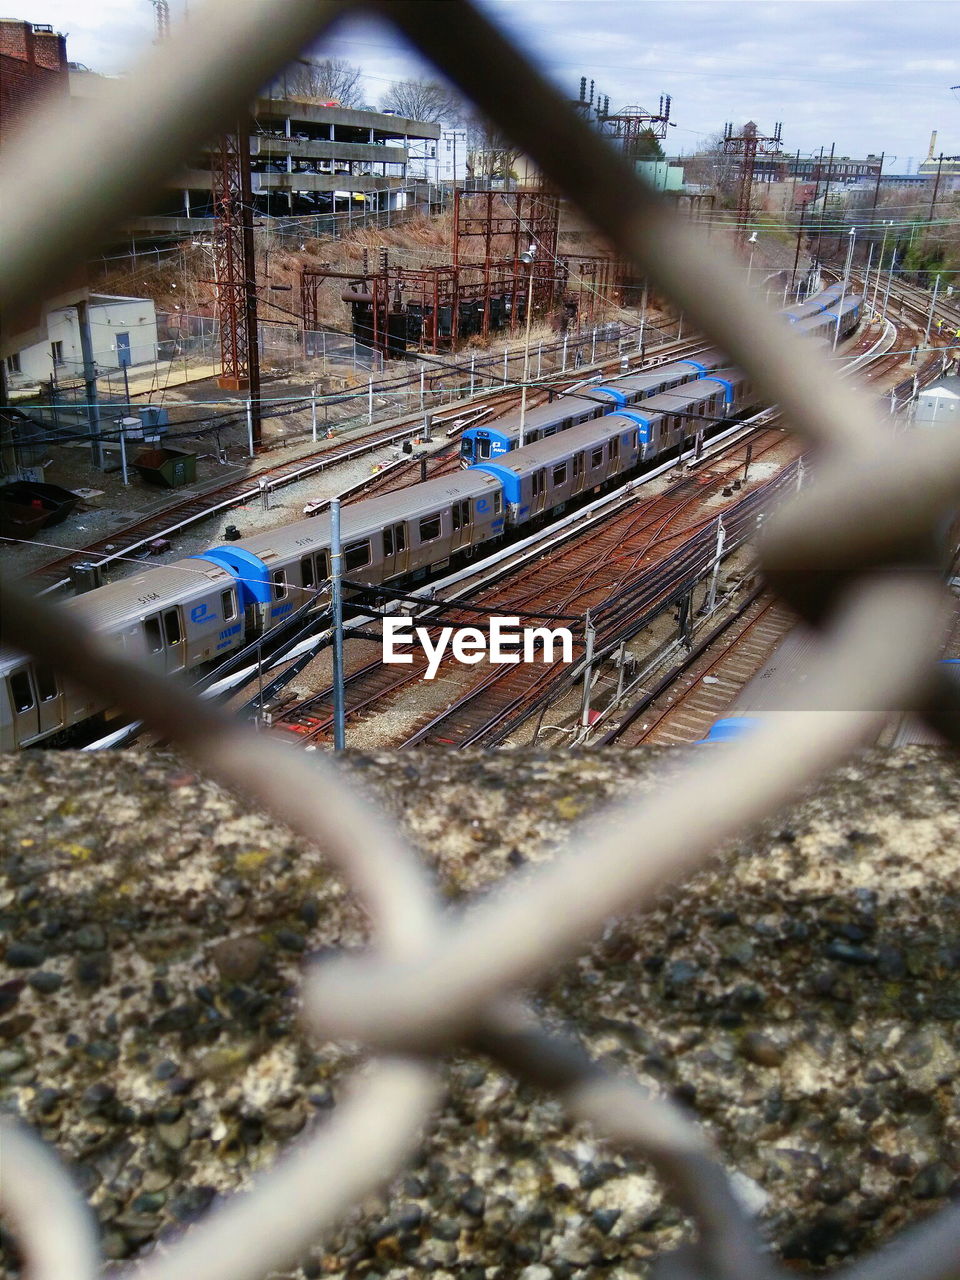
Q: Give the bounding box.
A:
[1,0,959,1278]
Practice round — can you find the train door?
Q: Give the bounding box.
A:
[450,499,472,552]
[4,664,61,745]
[6,666,39,745]
[141,608,186,673]
[531,468,547,514]
[382,523,408,579]
[162,607,186,672]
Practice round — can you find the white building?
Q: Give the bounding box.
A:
[3,294,158,390]
[914,374,960,427]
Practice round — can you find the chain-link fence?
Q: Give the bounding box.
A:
[2,1,960,1278]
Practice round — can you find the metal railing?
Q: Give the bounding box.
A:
[1,1,959,1278]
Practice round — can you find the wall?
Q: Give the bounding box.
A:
[0,19,68,144]
[7,296,158,386]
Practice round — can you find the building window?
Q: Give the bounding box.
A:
[5,353,21,375]
[51,341,64,367]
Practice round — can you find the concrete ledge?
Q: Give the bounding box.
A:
[1,748,958,1274]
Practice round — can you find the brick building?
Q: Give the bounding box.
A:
[0,18,68,143]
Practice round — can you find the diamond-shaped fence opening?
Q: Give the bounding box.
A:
[1,2,959,1279]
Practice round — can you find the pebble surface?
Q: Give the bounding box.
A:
[1,747,959,1277]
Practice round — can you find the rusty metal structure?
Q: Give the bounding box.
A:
[557,252,618,326]
[301,190,570,358]
[723,119,784,244]
[302,258,537,357]
[601,95,673,156]
[211,122,261,442]
[453,188,560,327]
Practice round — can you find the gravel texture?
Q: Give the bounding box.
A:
[1,747,959,1277]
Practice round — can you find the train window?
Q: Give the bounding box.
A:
[591,447,603,467]
[493,491,502,514]
[271,570,288,600]
[383,528,394,557]
[609,436,620,460]
[163,609,183,645]
[35,667,58,702]
[419,515,442,543]
[316,551,330,580]
[552,463,568,486]
[300,556,316,588]
[144,616,163,653]
[573,452,584,478]
[633,431,639,448]
[10,670,34,713]
[221,589,237,620]
[344,540,370,570]
[543,427,556,438]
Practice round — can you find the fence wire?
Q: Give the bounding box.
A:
[1,1,960,1278]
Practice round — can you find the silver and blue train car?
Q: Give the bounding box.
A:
[619,369,755,459]
[473,413,643,525]
[1,559,244,749]
[780,282,845,326]
[206,468,507,633]
[460,398,603,466]
[458,349,728,467]
[792,293,862,344]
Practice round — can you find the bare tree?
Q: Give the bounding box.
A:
[465,112,522,181]
[380,77,464,124]
[683,127,742,204]
[269,57,364,107]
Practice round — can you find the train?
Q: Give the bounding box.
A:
[458,348,727,466]
[459,284,862,467]
[0,288,863,750]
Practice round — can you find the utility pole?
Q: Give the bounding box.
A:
[76,300,103,469]
[517,244,536,448]
[833,226,857,350]
[871,150,885,210]
[791,198,808,289]
[928,152,945,223]
[814,142,835,266]
[330,498,346,752]
[881,251,897,324]
[923,274,941,350]
[871,222,890,319]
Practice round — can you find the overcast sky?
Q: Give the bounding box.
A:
[22,0,960,171]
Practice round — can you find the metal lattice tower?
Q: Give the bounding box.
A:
[211,123,261,443]
[723,119,783,244]
[602,95,673,155]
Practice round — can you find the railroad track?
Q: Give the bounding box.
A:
[265,427,795,748]
[22,334,709,593]
[597,592,798,746]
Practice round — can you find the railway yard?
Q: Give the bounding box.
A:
[4,265,958,754]
[5,6,960,1279]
